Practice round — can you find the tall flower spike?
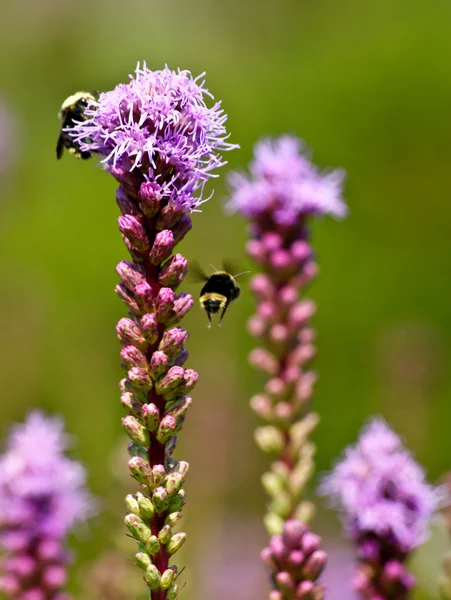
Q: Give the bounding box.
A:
[0,411,95,599]
[227,136,346,600]
[67,62,237,600]
[320,418,439,600]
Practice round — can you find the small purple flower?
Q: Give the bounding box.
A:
[320,418,438,599]
[0,411,95,599]
[66,63,237,599]
[226,136,346,224]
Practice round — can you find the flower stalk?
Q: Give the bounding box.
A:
[67,63,236,599]
[227,136,346,599]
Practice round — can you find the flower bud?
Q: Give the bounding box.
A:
[302,550,327,581]
[156,415,178,443]
[171,214,192,244]
[141,312,159,344]
[116,260,145,290]
[156,287,176,322]
[127,367,153,391]
[122,416,150,446]
[249,348,278,376]
[125,494,140,516]
[137,493,155,519]
[159,254,188,287]
[138,181,161,217]
[149,351,170,380]
[156,204,183,230]
[165,511,182,527]
[250,394,272,420]
[135,552,151,571]
[120,345,148,371]
[158,524,172,545]
[150,465,166,488]
[152,486,169,513]
[118,215,150,253]
[116,318,146,347]
[135,282,155,314]
[167,489,186,512]
[128,456,151,484]
[165,472,184,496]
[158,328,189,358]
[288,300,316,329]
[146,535,161,556]
[160,568,175,590]
[166,292,194,325]
[144,564,161,589]
[275,571,295,594]
[255,426,285,455]
[124,514,151,543]
[149,230,175,265]
[115,283,140,312]
[301,532,321,556]
[165,397,192,423]
[141,403,160,432]
[155,367,184,395]
[167,532,187,555]
[282,520,307,549]
[121,392,142,415]
[116,186,140,215]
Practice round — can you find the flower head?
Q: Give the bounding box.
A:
[68,63,237,212]
[320,418,438,552]
[0,411,94,540]
[226,135,347,224]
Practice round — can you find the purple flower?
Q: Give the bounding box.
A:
[66,63,237,600]
[226,136,346,224]
[0,411,95,599]
[320,418,438,599]
[68,63,238,212]
[320,419,437,551]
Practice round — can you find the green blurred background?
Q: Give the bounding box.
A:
[1,0,450,598]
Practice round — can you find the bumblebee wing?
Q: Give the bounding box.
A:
[187,260,209,283]
[222,259,250,279]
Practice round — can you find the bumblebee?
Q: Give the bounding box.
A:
[56,91,97,160]
[191,262,250,328]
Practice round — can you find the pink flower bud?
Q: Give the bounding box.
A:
[115,283,140,313]
[118,215,150,253]
[116,318,146,347]
[158,254,188,288]
[149,351,170,380]
[149,230,175,265]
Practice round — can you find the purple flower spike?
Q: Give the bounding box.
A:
[227,136,346,598]
[0,411,95,599]
[66,63,237,600]
[320,418,439,600]
[262,520,326,600]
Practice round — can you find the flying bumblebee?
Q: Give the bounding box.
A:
[191,262,250,328]
[56,91,98,160]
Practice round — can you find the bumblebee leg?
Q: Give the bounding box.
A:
[217,303,229,328]
[206,310,212,329]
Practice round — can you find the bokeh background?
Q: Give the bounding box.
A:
[1,0,450,598]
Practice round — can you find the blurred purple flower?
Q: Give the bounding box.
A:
[320,418,438,599]
[68,63,238,212]
[0,411,95,599]
[226,136,346,224]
